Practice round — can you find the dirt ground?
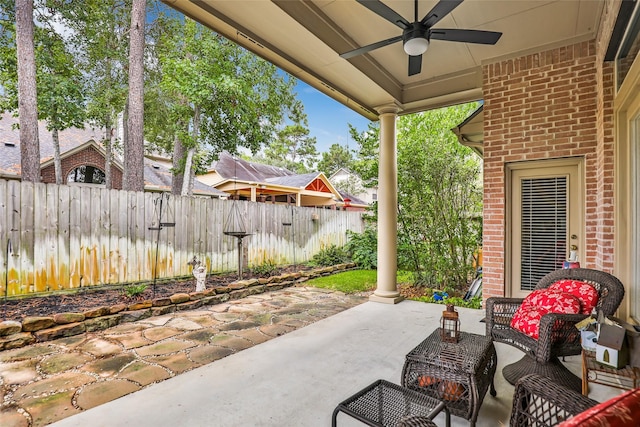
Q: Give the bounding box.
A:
[0,266,312,322]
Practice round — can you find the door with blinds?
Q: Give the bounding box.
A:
[508,159,583,298]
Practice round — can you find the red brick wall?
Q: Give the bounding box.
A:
[482,40,615,299]
[41,145,123,189]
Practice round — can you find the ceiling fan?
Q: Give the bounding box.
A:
[340,0,502,76]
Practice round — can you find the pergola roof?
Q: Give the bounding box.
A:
[163,0,604,118]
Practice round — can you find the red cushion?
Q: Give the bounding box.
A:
[510,306,550,339]
[510,290,582,339]
[549,279,599,314]
[558,388,640,426]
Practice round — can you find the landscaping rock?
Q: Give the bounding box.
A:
[151,305,176,317]
[189,291,207,300]
[0,320,22,336]
[152,297,172,307]
[84,314,121,332]
[176,300,203,311]
[110,304,127,314]
[169,293,190,304]
[34,322,86,342]
[127,301,152,311]
[53,312,85,324]
[119,309,152,323]
[83,306,111,318]
[21,316,55,332]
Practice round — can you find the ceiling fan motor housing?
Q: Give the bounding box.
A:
[403,23,429,56]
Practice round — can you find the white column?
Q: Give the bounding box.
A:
[250,186,257,202]
[370,104,403,304]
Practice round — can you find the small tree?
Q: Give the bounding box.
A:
[317,143,353,177]
[264,99,318,173]
[396,103,482,289]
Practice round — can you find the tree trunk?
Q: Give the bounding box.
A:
[104,120,113,190]
[52,128,62,184]
[181,105,200,197]
[181,147,195,197]
[124,0,145,192]
[15,0,40,183]
[172,133,185,195]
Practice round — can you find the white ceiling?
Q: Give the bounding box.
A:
[162,0,605,120]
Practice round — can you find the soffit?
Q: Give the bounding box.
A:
[163,0,604,119]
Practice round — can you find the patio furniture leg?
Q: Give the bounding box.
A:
[502,355,582,393]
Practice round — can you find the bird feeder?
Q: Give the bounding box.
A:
[223,191,251,279]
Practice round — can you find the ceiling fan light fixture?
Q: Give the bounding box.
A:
[404,37,429,56]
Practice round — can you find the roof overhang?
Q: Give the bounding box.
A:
[163,0,605,118]
[452,104,484,156]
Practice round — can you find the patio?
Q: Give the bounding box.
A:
[48,299,620,427]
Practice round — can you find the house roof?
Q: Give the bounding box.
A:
[0,112,224,196]
[451,104,484,156]
[211,152,295,182]
[337,189,368,208]
[144,159,227,197]
[210,152,343,205]
[0,112,104,176]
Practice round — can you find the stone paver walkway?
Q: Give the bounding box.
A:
[0,287,367,427]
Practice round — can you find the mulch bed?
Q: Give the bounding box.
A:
[1,265,312,322]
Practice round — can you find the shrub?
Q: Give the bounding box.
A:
[345,228,377,269]
[411,293,482,309]
[123,284,147,299]
[310,244,348,266]
[251,259,278,277]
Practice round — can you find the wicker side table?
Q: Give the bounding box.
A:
[332,379,450,427]
[401,329,497,427]
[582,350,640,395]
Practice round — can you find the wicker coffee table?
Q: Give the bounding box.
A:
[332,379,450,427]
[402,329,497,426]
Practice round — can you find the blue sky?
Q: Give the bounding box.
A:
[294,80,372,154]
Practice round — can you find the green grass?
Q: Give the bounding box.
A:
[305,270,410,294]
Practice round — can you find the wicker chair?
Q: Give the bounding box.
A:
[486,268,625,393]
[509,374,598,427]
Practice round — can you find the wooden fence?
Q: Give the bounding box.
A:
[0,180,364,296]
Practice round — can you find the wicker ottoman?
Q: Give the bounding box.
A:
[402,329,497,427]
[332,379,450,427]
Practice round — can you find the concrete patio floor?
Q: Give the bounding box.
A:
[45,296,621,427]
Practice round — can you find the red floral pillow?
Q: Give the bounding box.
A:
[558,388,640,426]
[510,306,550,339]
[549,279,599,314]
[510,290,582,339]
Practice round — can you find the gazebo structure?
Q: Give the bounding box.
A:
[163,0,640,324]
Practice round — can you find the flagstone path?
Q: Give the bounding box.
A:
[0,287,367,427]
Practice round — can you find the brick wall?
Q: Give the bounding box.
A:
[482,39,615,299]
[41,145,123,189]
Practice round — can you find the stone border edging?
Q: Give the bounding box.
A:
[0,264,356,351]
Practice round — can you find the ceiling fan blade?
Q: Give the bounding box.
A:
[430,29,502,45]
[356,0,410,29]
[421,0,464,27]
[340,35,403,59]
[408,54,422,76]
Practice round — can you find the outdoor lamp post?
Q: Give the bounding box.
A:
[441,303,460,343]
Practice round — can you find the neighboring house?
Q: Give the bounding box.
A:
[0,112,225,197]
[329,167,377,205]
[198,151,353,208]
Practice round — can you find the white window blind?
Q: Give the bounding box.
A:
[520,177,567,291]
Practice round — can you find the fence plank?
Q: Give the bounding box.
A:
[0,180,7,296]
[58,185,70,289]
[68,186,82,288]
[44,184,59,291]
